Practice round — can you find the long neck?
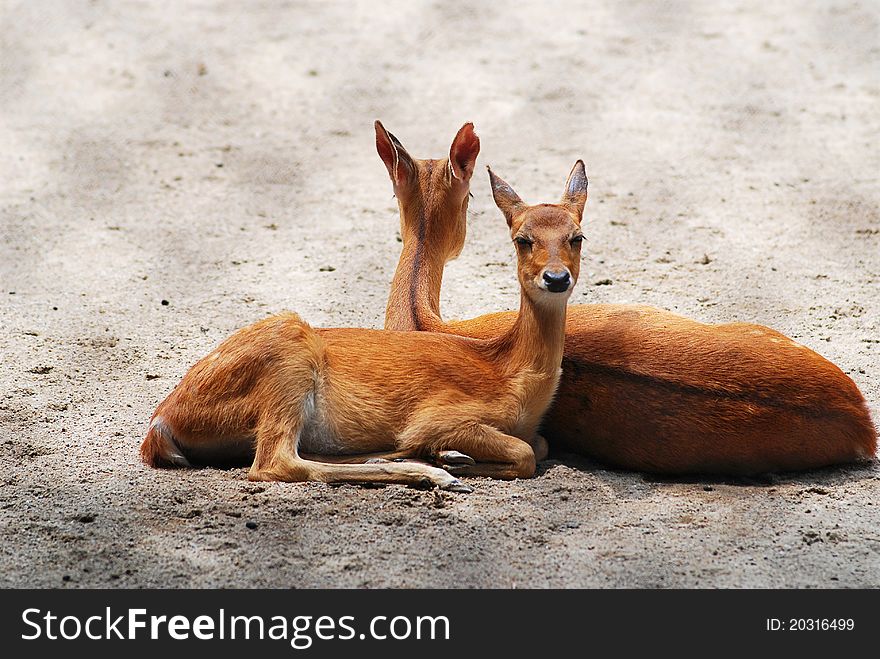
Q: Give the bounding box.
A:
[497,290,569,376]
[384,196,454,332]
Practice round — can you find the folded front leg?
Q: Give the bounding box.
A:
[399,418,537,480]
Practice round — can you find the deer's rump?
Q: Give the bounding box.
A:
[445,304,876,474]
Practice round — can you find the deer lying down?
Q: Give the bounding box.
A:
[140,163,589,490]
[376,121,877,475]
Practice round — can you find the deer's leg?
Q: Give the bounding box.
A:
[301,451,481,473]
[302,450,455,469]
[248,417,470,491]
[442,426,536,479]
[305,460,469,491]
[299,449,429,465]
[401,419,537,480]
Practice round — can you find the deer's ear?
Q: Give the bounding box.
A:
[560,160,588,220]
[375,120,415,185]
[488,166,526,227]
[449,122,480,181]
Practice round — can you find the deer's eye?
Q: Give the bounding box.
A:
[570,235,584,246]
[514,236,533,248]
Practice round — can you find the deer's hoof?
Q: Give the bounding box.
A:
[441,478,473,494]
[438,450,476,466]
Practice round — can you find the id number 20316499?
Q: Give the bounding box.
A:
[766,618,854,631]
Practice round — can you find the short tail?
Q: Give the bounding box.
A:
[140,417,191,468]
[856,404,879,460]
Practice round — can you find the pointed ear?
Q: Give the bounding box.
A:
[449,122,480,181]
[488,166,526,227]
[560,160,588,219]
[375,120,415,185]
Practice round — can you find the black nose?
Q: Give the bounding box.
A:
[542,270,571,292]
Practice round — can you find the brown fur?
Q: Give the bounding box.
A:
[141,163,587,489]
[376,122,877,475]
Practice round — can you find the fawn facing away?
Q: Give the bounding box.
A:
[376,121,877,475]
[140,162,589,489]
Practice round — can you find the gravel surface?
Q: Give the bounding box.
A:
[1,0,878,588]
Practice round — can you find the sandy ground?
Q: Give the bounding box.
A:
[1,0,878,588]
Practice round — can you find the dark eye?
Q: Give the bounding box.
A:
[514,236,533,248]
[570,235,584,246]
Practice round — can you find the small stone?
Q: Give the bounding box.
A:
[245,520,258,530]
[160,299,169,306]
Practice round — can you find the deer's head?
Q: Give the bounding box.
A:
[489,161,587,303]
[375,121,480,263]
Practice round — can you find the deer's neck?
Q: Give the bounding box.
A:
[384,207,448,332]
[500,291,569,377]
